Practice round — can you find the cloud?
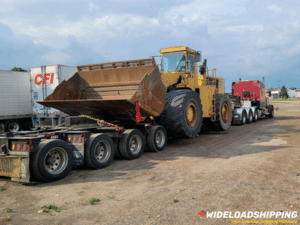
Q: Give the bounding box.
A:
[0,0,300,89]
[88,2,101,11]
[268,4,282,13]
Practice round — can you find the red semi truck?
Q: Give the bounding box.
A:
[230,80,274,125]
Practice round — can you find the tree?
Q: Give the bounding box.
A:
[279,85,289,99]
[11,67,28,72]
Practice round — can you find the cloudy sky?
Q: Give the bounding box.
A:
[0,0,299,91]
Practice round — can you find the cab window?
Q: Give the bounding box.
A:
[188,54,194,72]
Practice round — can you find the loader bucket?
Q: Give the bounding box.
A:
[39,58,167,122]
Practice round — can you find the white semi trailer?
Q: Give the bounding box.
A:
[0,65,78,132]
[0,70,32,132]
[30,64,78,128]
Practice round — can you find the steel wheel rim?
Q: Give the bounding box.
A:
[186,102,198,127]
[95,140,111,163]
[155,130,165,148]
[44,147,68,175]
[222,102,229,123]
[8,122,19,132]
[255,113,258,120]
[129,135,142,154]
[250,113,253,121]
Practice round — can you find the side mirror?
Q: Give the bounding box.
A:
[195,51,201,62]
[268,91,271,97]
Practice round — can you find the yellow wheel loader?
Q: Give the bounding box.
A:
[40,46,232,138]
[159,46,232,137]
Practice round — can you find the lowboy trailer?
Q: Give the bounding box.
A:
[0,116,167,182]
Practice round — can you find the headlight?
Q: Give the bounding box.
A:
[234,115,239,118]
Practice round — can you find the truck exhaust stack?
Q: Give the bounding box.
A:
[39,58,167,122]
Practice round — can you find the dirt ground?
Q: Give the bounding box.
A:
[0,102,299,225]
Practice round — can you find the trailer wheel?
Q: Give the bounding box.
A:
[253,110,258,122]
[119,129,145,160]
[211,94,232,131]
[160,90,203,138]
[241,110,247,125]
[5,120,21,132]
[268,105,274,118]
[146,125,167,152]
[30,139,74,182]
[85,134,115,169]
[247,110,253,124]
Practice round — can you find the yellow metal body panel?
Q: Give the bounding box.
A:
[198,75,204,86]
[160,46,197,54]
[200,86,216,118]
[216,77,224,94]
[0,156,21,179]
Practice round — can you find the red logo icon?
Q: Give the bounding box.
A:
[199,211,206,217]
[34,73,54,85]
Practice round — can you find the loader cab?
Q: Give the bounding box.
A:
[160,47,200,73]
[159,46,201,90]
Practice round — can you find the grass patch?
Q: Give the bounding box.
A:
[3,214,11,221]
[89,197,100,205]
[107,167,114,171]
[41,205,60,212]
[0,187,6,192]
[173,199,179,203]
[5,208,13,213]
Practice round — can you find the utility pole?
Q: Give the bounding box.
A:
[277,80,281,90]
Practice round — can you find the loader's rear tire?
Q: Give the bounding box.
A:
[268,105,274,118]
[247,110,253,124]
[30,140,74,182]
[160,90,203,138]
[146,125,167,152]
[85,134,115,169]
[210,94,232,131]
[119,129,145,160]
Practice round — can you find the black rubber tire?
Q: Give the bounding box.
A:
[241,110,247,125]
[253,109,258,122]
[246,109,253,124]
[85,134,115,169]
[30,139,74,182]
[268,105,274,118]
[119,129,145,160]
[112,138,122,159]
[146,125,167,152]
[210,94,232,131]
[5,120,21,132]
[160,90,203,138]
[24,119,37,130]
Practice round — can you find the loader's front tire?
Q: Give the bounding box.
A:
[160,90,203,138]
[210,94,232,131]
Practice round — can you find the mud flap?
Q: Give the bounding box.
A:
[0,156,30,182]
